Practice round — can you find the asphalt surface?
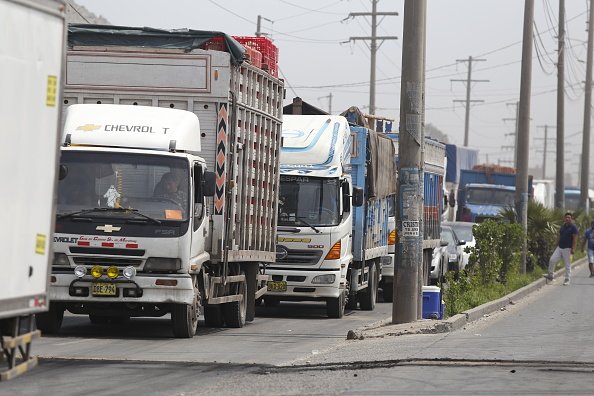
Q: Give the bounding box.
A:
[3,261,594,395]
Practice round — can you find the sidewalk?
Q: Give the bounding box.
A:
[347,257,588,340]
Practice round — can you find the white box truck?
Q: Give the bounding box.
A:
[38,25,283,338]
[0,0,65,380]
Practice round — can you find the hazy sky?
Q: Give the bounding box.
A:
[73,0,591,179]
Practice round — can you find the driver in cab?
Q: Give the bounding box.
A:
[154,172,185,207]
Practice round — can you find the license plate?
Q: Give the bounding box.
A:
[267,281,287,292]
[92,283,117,296]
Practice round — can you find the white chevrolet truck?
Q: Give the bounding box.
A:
[38,25,283,338]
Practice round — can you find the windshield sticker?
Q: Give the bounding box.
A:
[103,185,121,208]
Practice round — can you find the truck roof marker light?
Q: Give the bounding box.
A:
[325,241,341,260]
[169,140,177,152]
[388,230,397,245]
[64,133,71,147]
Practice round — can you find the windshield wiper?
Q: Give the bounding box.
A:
[296,217,320,233]
[58,207,161,225]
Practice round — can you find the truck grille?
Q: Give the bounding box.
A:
[72,257,143,267]
[276,248,323,265]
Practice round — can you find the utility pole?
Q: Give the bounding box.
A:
[556,0,566,209]
[503,101,520,168]
[255,15,272,37]
[318,93,333,114]
[535,125,556,179]
[394,0,425,324]
[452,57,489,147]
[517,0,535,274]
[348,1,398,115]
[581,0,594,211]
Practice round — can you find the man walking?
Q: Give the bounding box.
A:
[545,212,578,285]
[581,220,594,278]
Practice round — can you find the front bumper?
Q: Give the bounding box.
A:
[265,267,342,300]
[49,273,195,305]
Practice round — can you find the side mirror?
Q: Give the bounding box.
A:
[202,171,216,197]
[458,240,466,246]
[440,240,449,247]
[352,187,364,207]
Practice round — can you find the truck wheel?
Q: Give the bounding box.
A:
[359,262,378,310]
[35,304,64,334]
[382,281,394,302]
[326,289,346,318]
[203,305,224,327]
[222,271,247,328]
[171,302,198,338]
[244,263,258,322]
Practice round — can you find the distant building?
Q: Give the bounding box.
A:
[65,1,110,25]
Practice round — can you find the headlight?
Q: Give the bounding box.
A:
[74,265,87,278]
[311,274,336,284]
[106,266,119,279]
[123,266,136,279]
[144,257,181,272]
[53,253,69,266]
[448,253,458,262]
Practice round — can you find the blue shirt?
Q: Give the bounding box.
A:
[585,228,594,251]
[559,223,578,249]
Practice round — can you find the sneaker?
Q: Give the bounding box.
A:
[563,279,570,286]
[590,273,594,278]
[543,274,553,281]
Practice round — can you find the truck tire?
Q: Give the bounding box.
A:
[244,263,258,322]
[203,305,224,327]
[222,271,247,328]
[382,281,394,302]
[171,303,198,338]
[35,304,64,334]
[359,262,378,310]
[326,289,346,318]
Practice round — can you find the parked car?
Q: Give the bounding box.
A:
[429,239,448,285]
[443,221,476,270]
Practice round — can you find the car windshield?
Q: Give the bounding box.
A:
[441,228,454,246]
[466,187,515,206]
[450,224,474,241]
[278,175,340,227]
[57,151,189,221]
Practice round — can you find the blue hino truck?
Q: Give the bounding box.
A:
[265,108,396,318]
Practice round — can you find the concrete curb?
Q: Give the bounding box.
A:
[348,257,587,339]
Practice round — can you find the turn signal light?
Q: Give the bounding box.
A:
[388,229,397,245]
[324,241,341,260]
[91,265,103,279]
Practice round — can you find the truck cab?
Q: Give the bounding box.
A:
[460,183,516,222]
[45,104,217,337]
[266,115,359,318]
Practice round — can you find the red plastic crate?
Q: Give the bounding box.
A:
[232,36,278,77]
[243,45,263,68]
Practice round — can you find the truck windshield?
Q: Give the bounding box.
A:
[466,188,515,206]
[564,193,580,211]
[278,176,340,227]
[57,151,189,221]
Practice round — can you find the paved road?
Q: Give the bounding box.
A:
[4,264,594,395]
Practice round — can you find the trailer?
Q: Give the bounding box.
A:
[0,0,65,380]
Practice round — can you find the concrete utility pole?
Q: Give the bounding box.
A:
[556,0,566,209]
[536,125,556,179]
[348,1,398,115]
[255,15,272,37]
[394,0,425,324]
[517,0,535,274]
[452,57,489,147]
[580,0,594,211]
